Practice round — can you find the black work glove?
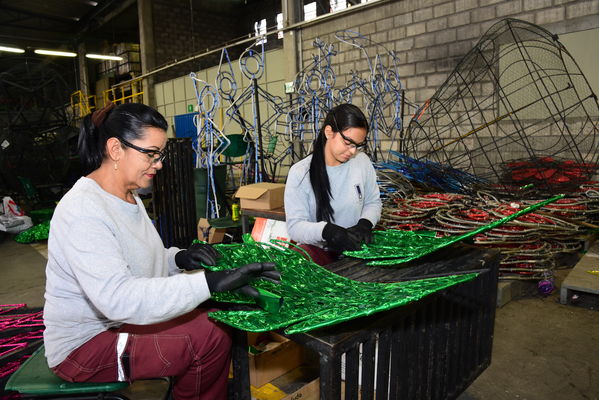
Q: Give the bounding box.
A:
[347,218,374,245]
[322,223,361,253]
[204,262,281,299]
[175,243,219,270]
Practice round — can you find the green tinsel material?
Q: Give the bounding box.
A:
[204,236,477,334]
[344,194,565,265]
[14,220,50,244]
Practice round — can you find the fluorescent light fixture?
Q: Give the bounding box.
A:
[0,45,25,53]
[86,53,123,61]
[34,49,77,57]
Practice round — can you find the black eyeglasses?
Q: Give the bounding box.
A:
[337,129,367,149]
[119,138,167,164]
[331,114,368,150]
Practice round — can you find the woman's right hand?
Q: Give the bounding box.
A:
[204,262,281,298]
[322,223,361,253]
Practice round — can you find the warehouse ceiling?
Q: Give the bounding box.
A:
[0,0,139,52]
[0,0,260,53]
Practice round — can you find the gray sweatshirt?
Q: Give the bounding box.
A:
[43,177,211,367]
[284,152,382,247]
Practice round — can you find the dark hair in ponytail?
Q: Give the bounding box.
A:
[309,103,369,222]
[78,103,168,174]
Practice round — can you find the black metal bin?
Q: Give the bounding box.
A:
[231,244,500,400]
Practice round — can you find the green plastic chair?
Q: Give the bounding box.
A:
[221,134,249,194]
[5,345,130,399]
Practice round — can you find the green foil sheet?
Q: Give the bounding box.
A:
[344,194,565,266]
[204,236,477,334]
[14,220,50,244]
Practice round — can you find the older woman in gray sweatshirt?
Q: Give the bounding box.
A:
[44,102,279,400]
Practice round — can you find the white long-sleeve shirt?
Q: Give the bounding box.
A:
[43,177,211,367]
[284,152,382,247]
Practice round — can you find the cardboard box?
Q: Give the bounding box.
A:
[235,183,285,210]
[248,331,304,388]
[197,218,226,244]
[251,365,319,400]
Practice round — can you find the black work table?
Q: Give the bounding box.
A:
[231,244,500,400]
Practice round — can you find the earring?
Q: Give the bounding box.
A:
[114,161,118,171]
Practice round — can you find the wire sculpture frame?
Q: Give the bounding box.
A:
[402,18,599,197]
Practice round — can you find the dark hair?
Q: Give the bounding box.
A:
[309,103,369,222]
[78,103,168,174]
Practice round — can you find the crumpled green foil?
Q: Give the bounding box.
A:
[344,194,565,266]
[14,220,50,244]
[205,236,477,334]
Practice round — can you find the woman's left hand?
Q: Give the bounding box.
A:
[347,218,374,244]
[175,243,219,269]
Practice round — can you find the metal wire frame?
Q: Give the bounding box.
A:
[402,18,599,197]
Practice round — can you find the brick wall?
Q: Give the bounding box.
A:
[298,0,599,105]
[151,0,239,82]
[150,0,599,180]
[295,0,599,170]
[151,0,282,83]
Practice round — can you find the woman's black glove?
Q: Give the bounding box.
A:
[204,262,281,298]
[347,218,374,244]
[175,243,219,270]
[322,223,361,252]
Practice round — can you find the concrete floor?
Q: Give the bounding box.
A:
[1,237,598,399]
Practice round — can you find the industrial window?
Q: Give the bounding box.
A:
[302,0,380,22]
[330,0,347,12]
[276,13,284,39]
[304,2,317,21]
[254,18,267,44]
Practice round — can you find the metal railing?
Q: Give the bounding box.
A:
[69,90,96,119]
[103,77,144,105]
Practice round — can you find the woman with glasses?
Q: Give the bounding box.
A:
[284,103,382,265]
[44,102,279,400]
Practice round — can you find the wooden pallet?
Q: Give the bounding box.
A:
[560,242,599,304]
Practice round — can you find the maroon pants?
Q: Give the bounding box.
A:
[52,309,231,400]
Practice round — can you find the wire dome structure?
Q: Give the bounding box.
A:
[401,18,599,197]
